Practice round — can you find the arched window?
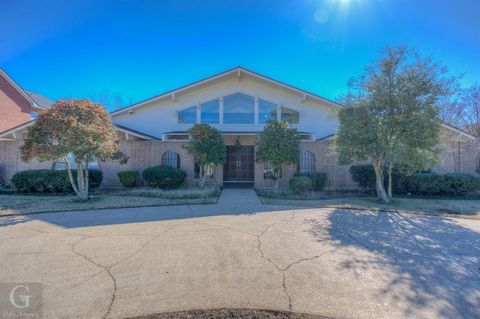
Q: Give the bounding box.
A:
[297,151,315,174]
[162,150,181,169]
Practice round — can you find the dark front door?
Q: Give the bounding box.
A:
[224,145,254,182]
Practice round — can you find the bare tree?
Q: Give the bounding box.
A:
[89,89,131,111]
[459,83,480,136]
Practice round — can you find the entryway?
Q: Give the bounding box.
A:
[223,145,254,188]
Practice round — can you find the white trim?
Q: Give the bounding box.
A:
[441,123,476,140]
[0,69,44,110]
[113,126,157,140]
[0,121,36,139]
[109,67,341,117]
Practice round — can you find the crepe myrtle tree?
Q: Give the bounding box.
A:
[256,120,300,191]
[335,46,456,203]
[21,99,126,200]
[184,124,226,188]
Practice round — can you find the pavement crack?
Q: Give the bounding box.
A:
[71,236,117,319]
[255,222,332,312]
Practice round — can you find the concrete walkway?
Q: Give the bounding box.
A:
[0,192,479,319]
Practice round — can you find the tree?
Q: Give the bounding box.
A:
[256,120,300,191]
[183,124,226,188]
[438,83,480,137]
[460,83,480,137]
[21,99,125,200]
[335,46,455,202]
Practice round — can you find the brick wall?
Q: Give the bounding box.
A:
[0,140,53,185]
[0,75,33,132]
[1,135,479,189]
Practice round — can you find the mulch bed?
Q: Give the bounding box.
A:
[128,309,333,319]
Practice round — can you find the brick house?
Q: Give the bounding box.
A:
[0,69,54,133]
[0,67,479,189]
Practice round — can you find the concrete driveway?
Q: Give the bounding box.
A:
[0,189,479,319]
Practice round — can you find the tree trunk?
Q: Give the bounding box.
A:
[64,156,80,198]
[200,165,206,189]
[273,167,280,193]
[76,161,88,201]
[372,159,390,203]
[387,163,393,199]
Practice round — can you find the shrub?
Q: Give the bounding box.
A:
[289,176,313,195]
[349,165,376,191]
[142,165,186,189]
[295,172,327,191]
[396,173,480,196]
[11,169,103,193]
[117,170,139,188]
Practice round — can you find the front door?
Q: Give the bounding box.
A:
[224,145,254,182]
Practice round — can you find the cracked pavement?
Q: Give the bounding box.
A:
[0,189,479,319]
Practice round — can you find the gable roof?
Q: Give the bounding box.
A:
[0,69,53,110]
[110,66,341,116]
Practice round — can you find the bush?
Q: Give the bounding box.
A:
[11,169,103,193]
[395,173,480,196]
[295,172,327,191]
[142,165,186,189]
[289,176,313,195]
[349,164,480,196]
[117,170,139,188]
[349,165,376,191]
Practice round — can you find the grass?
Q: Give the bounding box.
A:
[105,186,222,199]
[259,194,480,220]
[0,187,222,216]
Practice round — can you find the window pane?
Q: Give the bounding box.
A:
[223,93,255,124]
[298,151,315,173]
[258,99,277,124]
[201,99,220,124]
[162,150,180,168]
[178,106,196,124]
[281,106,299,124]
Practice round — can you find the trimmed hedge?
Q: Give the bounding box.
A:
[142,165,186,189]
[349,164,480,196]
[11,169,103,193]
[289,176,313,195]
[294,172,327,191]
[349,165,376,191]
[117,170,139,188]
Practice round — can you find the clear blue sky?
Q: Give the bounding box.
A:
[1,0,479,110]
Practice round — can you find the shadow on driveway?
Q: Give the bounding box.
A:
[308,209,480,319]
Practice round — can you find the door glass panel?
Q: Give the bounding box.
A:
[223,93,255,124]
[201,99,220,124]
[258,99,277,124]
[281,106,299,124]
[178,106,196,124]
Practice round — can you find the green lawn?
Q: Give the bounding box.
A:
[259,195,480,220]
[0,187,221,216]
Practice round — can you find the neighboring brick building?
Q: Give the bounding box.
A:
[0,67,479,189]
[0,69,54,133]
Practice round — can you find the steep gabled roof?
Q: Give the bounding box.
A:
[110,66,341,116]
[0,69,53,110]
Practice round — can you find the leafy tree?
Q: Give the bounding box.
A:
[336,46,455,202]
[184,124,226,188]
[21,99,125,200]
[256,120,300,191]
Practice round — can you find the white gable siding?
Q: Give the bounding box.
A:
[112,75,338,139]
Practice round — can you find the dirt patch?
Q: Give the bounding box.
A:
[128,309,333,319]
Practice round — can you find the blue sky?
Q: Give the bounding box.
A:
[1,0,479,110]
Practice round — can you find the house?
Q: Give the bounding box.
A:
[0,67,479,188]
[0,69,55,133]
